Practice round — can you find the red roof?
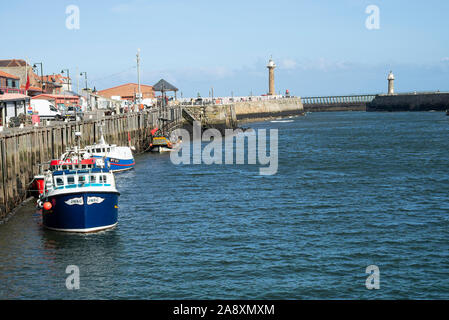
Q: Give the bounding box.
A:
[0,93,30,102]
[0,70,20,80]
[20,85,42,92]
[32,94,79,100]
[97,83,155,99]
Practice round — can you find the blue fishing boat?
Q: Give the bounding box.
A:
[38,158,120,233]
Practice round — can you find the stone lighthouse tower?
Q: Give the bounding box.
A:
[388,71,395,95]
[267,57,276,96]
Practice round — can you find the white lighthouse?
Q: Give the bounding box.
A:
[388,71,395,95]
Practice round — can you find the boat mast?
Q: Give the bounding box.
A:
[137,48,142,105]
[75,131,82,163]
[99,123,106,145]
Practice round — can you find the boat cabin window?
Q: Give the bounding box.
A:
[55,177,64,186]
[106,148,110,152]
[96,148,102,153]
[99,175,107,184]
[90,175,96,183]
[67,176,75,185]
[78,175,87,184]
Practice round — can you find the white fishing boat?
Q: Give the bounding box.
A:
[61,128,135,172]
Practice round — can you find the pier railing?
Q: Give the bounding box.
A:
[302,94,377,105]
[178,94,293,106]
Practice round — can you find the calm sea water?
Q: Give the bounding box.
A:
[0,112,448,299]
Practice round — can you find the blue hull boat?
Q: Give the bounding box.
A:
[39,162,120,233]
[42,191,119,233]
[94,156,135,172]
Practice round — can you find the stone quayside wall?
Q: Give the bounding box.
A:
[0,108,182,222]
[0,98,304,222]
[184,98,304,131]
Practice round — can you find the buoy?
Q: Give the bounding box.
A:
[43,202,52,210]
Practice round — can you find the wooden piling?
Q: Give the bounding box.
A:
[0,107,183,222]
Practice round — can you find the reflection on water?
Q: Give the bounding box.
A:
[1,112,449,299]
[0,203,124,299]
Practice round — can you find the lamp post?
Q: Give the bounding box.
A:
[33,63,43,92]
[80,72,89,110]
[80,72,88,91]
[61,69,71,91]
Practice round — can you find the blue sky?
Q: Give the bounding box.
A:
[1,0,449,97]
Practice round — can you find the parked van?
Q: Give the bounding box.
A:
[31,99,62,120]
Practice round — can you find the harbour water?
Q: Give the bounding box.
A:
[0,112,448,299]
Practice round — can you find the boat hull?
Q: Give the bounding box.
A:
[42,191,119,233]
[150,146,173,153]
[93,156,135,172]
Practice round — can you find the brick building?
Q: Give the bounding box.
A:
[0,59,71,96]
[0,60,41,92]
[0,70,22,94]
[97,83,155,101]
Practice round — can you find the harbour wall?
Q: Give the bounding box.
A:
[0,107,183,223]
[234,97,304,122]
[367,92,449,111]
[183,98,304,131]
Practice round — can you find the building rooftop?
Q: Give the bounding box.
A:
[97,83,155,100]
[153,79,178,92]
[0,93,30,102]
[32,93,79,100]
[0,59,28,67]
[0,70,20,80]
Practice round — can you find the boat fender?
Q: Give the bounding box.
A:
[43,202,52,210]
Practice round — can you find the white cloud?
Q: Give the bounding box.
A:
[199,66,235,79]
[110,1,150,13]
[110,4,134,13]
[441,57,449,62]
[295,58,352,72]
[280,59,298,70]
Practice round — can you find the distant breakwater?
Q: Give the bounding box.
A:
[367,92,449,112]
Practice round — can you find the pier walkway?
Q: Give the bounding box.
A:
[302,94,377,111]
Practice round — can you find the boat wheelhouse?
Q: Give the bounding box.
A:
[33,158,97,196]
